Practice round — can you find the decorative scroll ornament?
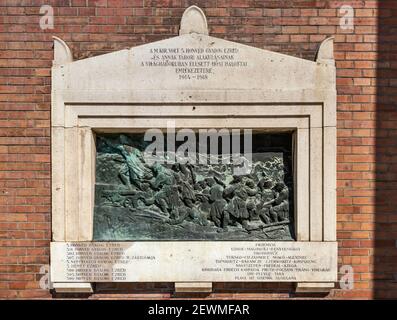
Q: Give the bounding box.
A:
[179,5,209,36]
[316,37,335,66]
[52,36,73,66]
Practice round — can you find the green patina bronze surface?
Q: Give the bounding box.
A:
[93,133,294,240]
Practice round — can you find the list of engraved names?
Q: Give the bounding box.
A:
[203,242,331,281]
[51,242,335,283]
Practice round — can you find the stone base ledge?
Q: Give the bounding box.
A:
[53,282,93,293]
[295,282,335,293]
[175,282,213,293]
[52,281,335,294]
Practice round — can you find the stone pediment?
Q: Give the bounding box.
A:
[53,6,335,96]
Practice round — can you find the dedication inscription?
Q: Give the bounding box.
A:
[140,47,248,81]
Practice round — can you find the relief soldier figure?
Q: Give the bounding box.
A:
[209,181,227,228]
[223,176,257,229]
[269,182,289,222]
[256,179,275,224]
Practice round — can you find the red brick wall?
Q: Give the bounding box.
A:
[0,0,396,299]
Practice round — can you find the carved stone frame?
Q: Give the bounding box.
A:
[50,6,337,294]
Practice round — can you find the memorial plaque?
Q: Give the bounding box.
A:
[50,5,337,292]
[51,241,337,283]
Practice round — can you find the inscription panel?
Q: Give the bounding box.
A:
[51,241,337,282]
[140,47,249,81]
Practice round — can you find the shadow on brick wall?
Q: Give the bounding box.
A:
[374,0,397,299]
